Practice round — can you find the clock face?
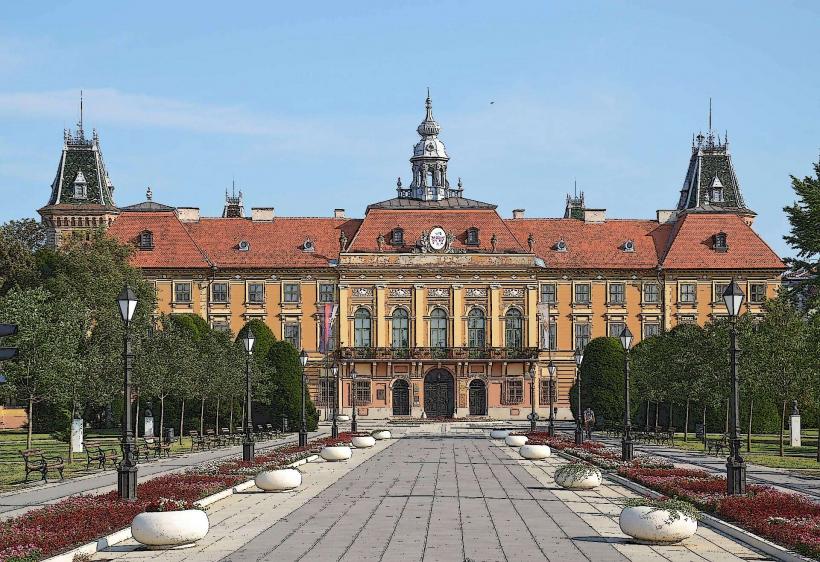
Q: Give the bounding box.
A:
[429,227,447,250]
[426,142,435,152]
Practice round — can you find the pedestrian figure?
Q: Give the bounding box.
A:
[583,407,595,438]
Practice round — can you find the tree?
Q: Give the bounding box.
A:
[267,340,318,432]
[783,161,820,307]
[573,337,627,428]
[0,288,85,448]
[168,314,213,435]
[0,219,47,296]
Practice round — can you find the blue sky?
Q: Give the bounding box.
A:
[1,2,817,257]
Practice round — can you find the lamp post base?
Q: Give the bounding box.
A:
[351,419,358,432]
[298,430,307,447]
[547,423,555,437]
[331,421,338,439]
[621,438,634,461]
[117,464,138,501]
[242,440,255,462]
[574,427,585,445]
[726,457,747,495]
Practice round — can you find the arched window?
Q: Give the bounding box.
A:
[139,230,154,249]
[429,308,448,348]
[353,308,371,348]
[392,308,409,349]
[505,308,523,349]
[467,308,485,349]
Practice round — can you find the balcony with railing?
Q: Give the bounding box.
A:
[338,346,539,361]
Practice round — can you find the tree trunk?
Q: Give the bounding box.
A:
[27,397,34,450]
[747,397,753,453]
[645,399,650,430]
[67,401,76,463]
[229,400,234,433]
[780,400,786,457]
[684,398,690,442]
[179,398,185,444]
[702,405,707,450]
[159,396,165,444]
[215,397,220,433]
[668,402,673,431]
[199,397,205,436]
[134,391,140,439]
[654,401,659,430]
[724,398,729,436]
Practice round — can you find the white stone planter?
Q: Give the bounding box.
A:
[320,445,352,461]
[372,430,392,440]
[504,435,528,447]
[619,506,698,544]
[255,468,302,492]
[490,429,511,439]
[518,444,551,459]
[352,435,376,448]
[131,509,209,549]
[554,466,601,489]
[336,414,350,422]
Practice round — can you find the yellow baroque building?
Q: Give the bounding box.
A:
[38,96,785,421]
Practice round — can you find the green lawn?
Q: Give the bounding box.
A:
[669,430,820,471]
[0,431,196,492]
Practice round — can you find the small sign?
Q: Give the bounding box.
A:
[429,227,447,251]
[695,423,705,440]
[71,418,84,453]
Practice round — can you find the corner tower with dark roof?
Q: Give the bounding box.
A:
[38,115,119,247]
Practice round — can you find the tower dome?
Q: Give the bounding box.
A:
[407,91,451,201]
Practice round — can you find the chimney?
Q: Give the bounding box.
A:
[656,210,677,224]
[334,208,346,219]
[512,209,525,219]
[176,207,200,222]
[583,209,606,223]
[252,207,275,222]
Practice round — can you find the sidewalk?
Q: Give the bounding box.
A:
[0,429,327,521]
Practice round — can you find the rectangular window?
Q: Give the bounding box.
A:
[643,283,659,304]
[540,284,556,304]
[318,283,335,303]
[574,323,591,350]
[248,282,264,304]
[643,323,660,338]
[283,323,300,348]
[539,379,557,405]
[505,379,523,404]
[608,322,625,338]
[319,377,336,407]
[211,319,230,333]
[283,283,300,303]
[749,283,766,304]
[574,284,590,305]
[174,282,192,303]
[211,282,228,303]
[679,283,696,304]
[714,282,729,303]
[609,283,625,305]
[354,380,371,405]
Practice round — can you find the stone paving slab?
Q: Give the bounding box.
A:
[91,423,773,562]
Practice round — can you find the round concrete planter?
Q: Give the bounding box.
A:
[554,465,601,489]
[131,509,209,549]
[352,435,376,448]
[320,445,352,461]
[371,430,392,440]
[255,468,302,492]
[518,444,550,459]
[335,414,350,422]
[490,429,511,439]
[504,435,528,447]
[619,506,698,544]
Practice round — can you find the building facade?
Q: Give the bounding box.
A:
[38,96,785,421]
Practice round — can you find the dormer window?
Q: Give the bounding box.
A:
[623,240,635,252]
[138,230,154,250]
[73,170,88,199]
[466,227,480,246]
[713,232,728,252]
[302,238,315,252]
[554,239,567,252]
[392,228,404,245]
[238,240,250,252]
[710,176,725,203]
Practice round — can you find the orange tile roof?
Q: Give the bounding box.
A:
[660,213,784,270]
[106,211,211,269]
[505,218,669,269]
[185,217,362,268]
[348,209,526,253]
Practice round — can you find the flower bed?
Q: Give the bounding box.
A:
[0,433,352,561]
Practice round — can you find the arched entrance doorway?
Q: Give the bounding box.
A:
[469,379,487,416]
[392,380,410,416]
[424,369,454,418]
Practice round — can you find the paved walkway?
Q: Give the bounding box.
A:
[95,423,769,562]
[0,429,326,520]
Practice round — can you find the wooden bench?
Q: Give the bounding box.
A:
[256,424,271,440]
[20,449,64,482]
[189,430,208,451]
[142,437,171,459]
[706,435,728,456]
[84,441,120,469]
[265,423,278,438]
[205,429,224,448]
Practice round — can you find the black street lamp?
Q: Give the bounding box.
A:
[619,326,634,461]
[241,332,255,461]
[723,280,747,495]
[331,363,339,438]
[547,361,556,437]
[574,347,584,445]
[116,285,138,501]
[350,368,358,432]
[527,366,538,432]
[299,350,308,447]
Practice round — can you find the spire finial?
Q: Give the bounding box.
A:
[146,186,153,201]
[708,97,712,132]
[574,178,577,198]
[78,90,84,138]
